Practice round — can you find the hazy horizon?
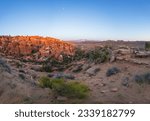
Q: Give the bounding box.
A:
[1,0,150,41]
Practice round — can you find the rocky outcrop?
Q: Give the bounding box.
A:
[109,46,150,66]
[134,51,150,58]
[0,36,75,62]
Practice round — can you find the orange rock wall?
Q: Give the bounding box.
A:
[0,36,75,61]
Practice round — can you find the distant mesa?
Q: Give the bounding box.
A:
[0,35,75,62]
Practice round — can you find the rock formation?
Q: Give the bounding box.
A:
[0,36,75,62]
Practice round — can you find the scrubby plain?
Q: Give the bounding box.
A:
[0,36,150,103]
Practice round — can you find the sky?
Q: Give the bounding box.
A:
[0,0,150,40]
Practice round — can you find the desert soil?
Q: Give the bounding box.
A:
[0,41,150,104]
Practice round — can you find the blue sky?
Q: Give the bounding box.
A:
[0,0,150,40]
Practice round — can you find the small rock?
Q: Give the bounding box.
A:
[64,74,75,79]
[110,88,118,92]
[57,96,68,101]
[122,77,129,87]
[52,73,75,80]
[129,101,133,104]
[100,90,108,93]
[52,73,63,78]
[31,74,37,79]
[86,66,100,76]
[99,82,106,87]
[31,65,42,71]
[110,54,116,62]
[116,56,124,60]
[109,50,116,62]
[82,64,91,71]
[72,64,83,73]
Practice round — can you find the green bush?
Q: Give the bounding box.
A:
[73,47,85,61]
[39,76,52,88]
[61,53,73,64]
[41,56,72,72]
[85,48,110,63]
[63,82,89,99]
[145,42,150,50]
[52,81,89,99]
[38,77,89,99]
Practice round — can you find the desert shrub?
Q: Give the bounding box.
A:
[42,63,52,72]
[50,79,67,94]
[15,62,22,68]
[19,73,25,80]
[41,56,70,72]
[106,67,120,77]
[145,42,150,50]
[39,76,52,88]
[38,77,89,99]
[73,47,85,61]
[63,81,89,99]
[61,53,73,64]
[52,80,89,99]
[134,73,150,85]
[85,48,110,63]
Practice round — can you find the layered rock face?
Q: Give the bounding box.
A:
[0,36,75,61]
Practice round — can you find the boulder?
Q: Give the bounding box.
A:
[86,66,100,76]
[30,65,42,71]
[135,51,150,58]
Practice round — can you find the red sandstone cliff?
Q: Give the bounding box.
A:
[0,36,75,61]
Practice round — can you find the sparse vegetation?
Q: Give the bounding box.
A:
[145,42,150,50]
[42,63,52,72]
[134,72,150,85]
[41,47,111,72]
[0,59,11,73]
[106,67,120,77]
[15,62,23,68]
[39,76,52,88]
[85,47,110,63]
[61,53,73,64]
[73,47,85,61]
[19,73,25,80]
[38,77,89,99]
[72,47,110,64]
[41,56,72,72]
